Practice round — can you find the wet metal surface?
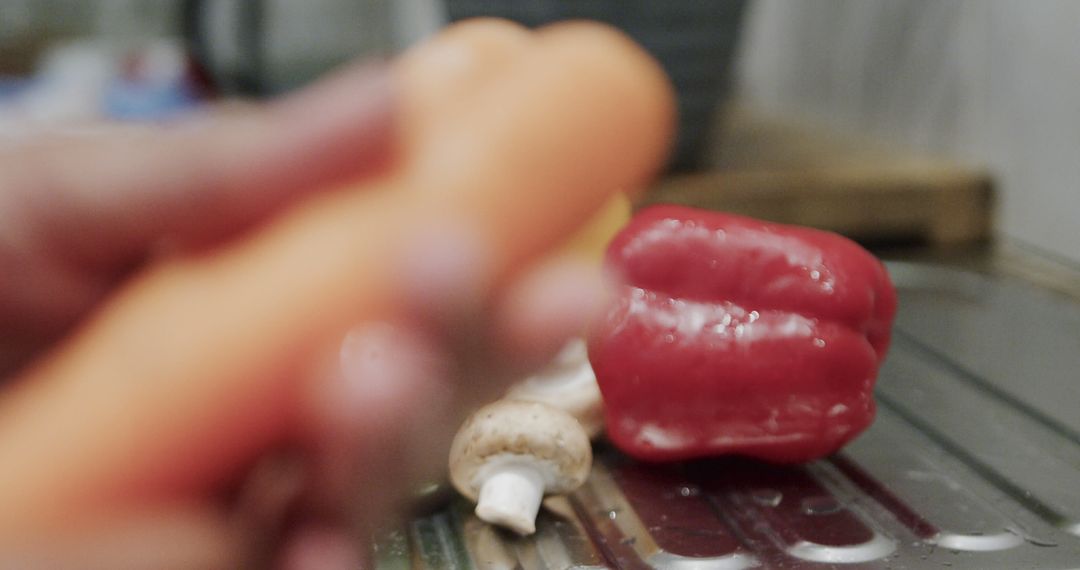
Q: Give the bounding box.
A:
[380,262,1080,568]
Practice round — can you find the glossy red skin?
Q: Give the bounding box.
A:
[589,205,897,463]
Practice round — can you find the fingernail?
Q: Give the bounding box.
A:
[307,322,454,514]
[331,322,449,435]
[496,256,606,365]
[395,222,494,329]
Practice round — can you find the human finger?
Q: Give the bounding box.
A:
[0,64,396,376]
[0,63,395,272]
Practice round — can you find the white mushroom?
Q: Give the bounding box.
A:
[505,338,605,438]
[448,400,592,535]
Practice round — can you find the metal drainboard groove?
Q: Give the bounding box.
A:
[505,497,608,570]
[691,457,897,566]
[832,407,1028,553]
[886,261,1080,439]
[456,501,519,570]
[578,458,759,569]
[876,393,1071,532]
[878,336,1080,536]
[382,262,1080,568]
[409,510,476,570]
[891,329,1080,449]
[373,527,412,570]
[395,496,607,569]
[530,497,608,570]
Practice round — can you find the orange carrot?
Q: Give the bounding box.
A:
[0,20,674,532]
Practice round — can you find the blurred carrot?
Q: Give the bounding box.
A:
[0,20,674,533]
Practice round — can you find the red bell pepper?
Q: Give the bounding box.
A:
[589,205,897,463]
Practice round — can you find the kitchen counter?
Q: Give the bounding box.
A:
[373,110,1080,568]
[379,247,1080,569]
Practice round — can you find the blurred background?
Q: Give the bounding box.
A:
[4,5,1080,566]
[0,0,1078,265]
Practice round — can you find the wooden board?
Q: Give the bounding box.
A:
[641,107,994,246]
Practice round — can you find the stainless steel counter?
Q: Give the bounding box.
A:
[377,257,1080,569]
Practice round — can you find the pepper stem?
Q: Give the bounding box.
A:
[475,464,545,535]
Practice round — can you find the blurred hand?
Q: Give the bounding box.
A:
[0,19,672,569]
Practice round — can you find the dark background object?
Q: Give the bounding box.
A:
[181,0,393,97]
[444,0,749,172]
[182,0,267,96]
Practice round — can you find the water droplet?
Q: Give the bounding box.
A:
[608,510,619,520]
[813,338,826,348]
[809,270,821,280]
[801,496,842,515]
[750,488,783,507]
[663,333,676,344]
[679,485,701,497]
[415,481,442,497]
[748,310,760,322]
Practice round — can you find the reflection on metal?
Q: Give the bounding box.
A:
[878,343,1080,531]
[533,497,606,569]
[381,262,1080,568]
[460,505,517,570]
[410,511,473,570]
[838,407,1029,552]
[372,528,410,570]
[580,462,759,570]
[785,532,895,564]
[934,531,1026,552]
[647,551,758,570]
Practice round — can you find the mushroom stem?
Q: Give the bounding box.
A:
[474,464,545,535]
[449,400,592,536]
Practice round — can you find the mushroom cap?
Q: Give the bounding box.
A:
[506,338,604,438]
[449,400,592,501]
